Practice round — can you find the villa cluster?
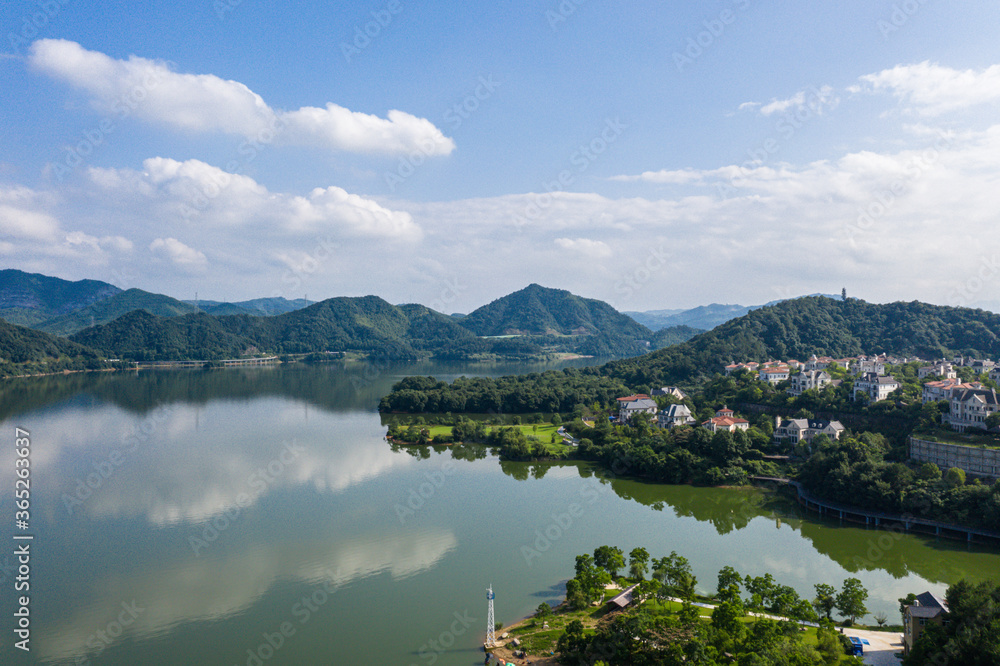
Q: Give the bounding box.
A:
[724,353,1000,433]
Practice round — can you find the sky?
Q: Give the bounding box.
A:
[2,0,1000,313]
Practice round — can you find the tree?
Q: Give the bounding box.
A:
[628,547,650,580]
[986,412,1000,431]
[535,602,552,618]
[841,287,847,301]
[835,578,869,624]
[945,466,966,488]
[873,611,888,627]
[717,565,742,603]
[813,583,837,620]
[593,545,625,579]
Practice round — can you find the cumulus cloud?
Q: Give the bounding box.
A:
[28,39,455,156]
[89,157,421,241]
[856,61,1000,116]
[150,237,207,266]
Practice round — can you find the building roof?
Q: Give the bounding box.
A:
[609,583,639,608]
[704,416,749,428]
[622,398,657,411]
[664,404,692,417]
[616,394,650,403]
[953,388,999,405]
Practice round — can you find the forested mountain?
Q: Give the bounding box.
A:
[36,288,198,336]
[606,296,1000,386]
[190,297,313,316]
[0,269,120,326]
[460,284,653,339]
[68,296,543,361]
[650,325,703,348]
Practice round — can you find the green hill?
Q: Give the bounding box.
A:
[460,283,652,339]
[36,288,199,336]
[0,269,120,326]
[0,318,100,376]
[68,295,499,361]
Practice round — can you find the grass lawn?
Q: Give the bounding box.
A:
[401,422,572,454]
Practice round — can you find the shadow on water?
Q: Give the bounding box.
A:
[0,357,603,420]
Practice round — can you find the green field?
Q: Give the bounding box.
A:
[415,422,570,454]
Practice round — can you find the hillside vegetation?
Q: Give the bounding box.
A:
[0,269,120,326]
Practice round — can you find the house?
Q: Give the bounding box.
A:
[918,361,956,379]
[991,367,1000,384]
[830,358,854,369]
[618,397,658,423]
[853,372,900,402]
[903,592,948,656]
[921,379,984,404]
[803,355,832,371]
[946,387,1000,432]
[969,359,996,375]
[651,386,687,400]
[758,366,790,384]
[773,417,845,446]
[854,356,886,376]
[787,370,832,396]
[702,407,749,433]
[658,404,695,429]
[608,583,640,609]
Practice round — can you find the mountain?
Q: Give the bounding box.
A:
[650,325,704,348]
[0,269,120,326]
[626,293,843,331]
[36,288,199,336]
[68,296,511,361]
[460,284,652,339]
[606,296,1000,386]
[189,297,314,316]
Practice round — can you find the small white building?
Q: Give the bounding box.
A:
[759,366,790,384]
[618,398,658,423]
[918,362,956,379]
[853,372,900,402]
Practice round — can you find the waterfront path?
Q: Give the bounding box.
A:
[751,476,1000,544]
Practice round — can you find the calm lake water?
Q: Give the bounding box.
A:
[2,361,999,665]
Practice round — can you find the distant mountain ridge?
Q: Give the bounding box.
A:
[36,288,199,336]
[626,293,841,331]
[187,297,314,316]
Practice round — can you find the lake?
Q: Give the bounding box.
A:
[2,361,998,665]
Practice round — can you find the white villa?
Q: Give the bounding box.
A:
[918,361,956,379]
[945,387,1000,432]
[758,366,790,384]
[618,396,658,423]
[787,370,832,396]
[853,372,900,402]
[702,407,749,433]
[773,417,845,446]
[658,404,696,429]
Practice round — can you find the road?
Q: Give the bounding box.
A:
[844,628,903,666]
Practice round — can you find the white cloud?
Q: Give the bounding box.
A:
[29,39,455,156]
[149,237,207,266]
[858,61,1000,116]
[554,237,612,258]
[742,85,839,117]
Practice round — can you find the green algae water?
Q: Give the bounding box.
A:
[1,361,998,665]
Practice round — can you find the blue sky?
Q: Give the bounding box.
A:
[2,0,1000,313]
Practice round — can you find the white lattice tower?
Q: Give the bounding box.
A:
[485,585,496,648]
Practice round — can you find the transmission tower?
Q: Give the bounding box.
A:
[485,585,496,648]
